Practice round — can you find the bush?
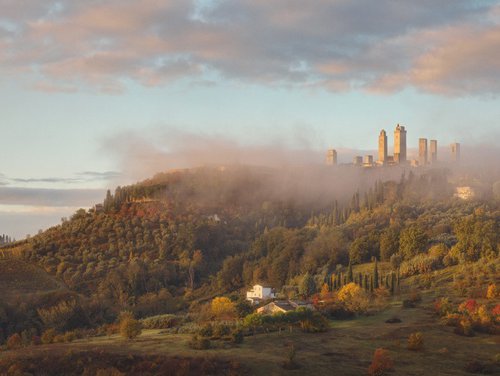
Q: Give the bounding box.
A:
[368,348,394,376]
[337,283,369,314]
[282,344,300,370]
[486,284,497,299]
[64,331,77,343]
[41,328,56,344]
[53,334,66,343]
[198,323,213,338]
[140,314,179,329]
[188,335,211,350]
[434,297,453,316]
[407,332,424,351]
[6,333,22,350]
[399,253,441,278]
[119,313,142,340]
[230,329,244,344]
[213,323,231,338]
[454,319,474,337]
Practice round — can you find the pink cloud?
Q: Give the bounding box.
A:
[0,0,499,95]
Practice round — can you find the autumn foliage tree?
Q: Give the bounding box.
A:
[119,311,142,340]
[211,297,237,320]
[368,348,394,376]
[337,283,369,314]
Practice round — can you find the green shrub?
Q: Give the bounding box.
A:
[140,314,179,329]
[230,329,244,344]
[198,323,213,338]
[400,254,441,278]
[213,323,231,338]
[188,335,211,350]
[41,328,56,344]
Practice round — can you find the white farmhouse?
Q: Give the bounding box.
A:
[246,284,276,304]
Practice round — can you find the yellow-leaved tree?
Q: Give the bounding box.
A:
[337,282,369,313]
[211,297,237,320]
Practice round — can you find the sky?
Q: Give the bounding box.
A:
[1,0,500,238]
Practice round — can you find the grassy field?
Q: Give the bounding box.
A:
[1,263,498,375]
[0,259,65,301]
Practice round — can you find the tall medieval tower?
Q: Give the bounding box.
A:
[430,140,437,164]
[325,149,337,166]
[394,124,407,164]
[419,138,428,166]
[378,130,387,164]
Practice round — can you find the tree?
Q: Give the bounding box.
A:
[399,226,428,260]
[337,282,370,313]
[368,348,394,376]
[373,258,379,289]
[347,261,353,283]
[119,312,142,340]
[299,272,316,298]
[211,297,237,320]
[380,227,399,261]
[7,333,22,349]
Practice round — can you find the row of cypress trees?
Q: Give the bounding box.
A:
[326,259,400,295]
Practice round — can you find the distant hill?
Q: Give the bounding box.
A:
[0,165,498,343]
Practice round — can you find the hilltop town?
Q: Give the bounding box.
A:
[326,124,461,168]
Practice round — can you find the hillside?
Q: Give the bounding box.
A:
[0,259,64,300]
[0,164,498,374]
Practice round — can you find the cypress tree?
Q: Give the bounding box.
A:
[343,275,347,286]
[370,276,374,293]
[347,261,353,283]
[390,272,395,295]
[358,272,363,286]
[364,274,369,290]
[373,258,379,289]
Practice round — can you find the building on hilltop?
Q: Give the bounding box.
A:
[378,129,387,165]
[363,155,374,167]
[430,140,437,164]
[451,142,460,162]
[418,138,428,166]
[325,149,337,166]
[394,124,407,164]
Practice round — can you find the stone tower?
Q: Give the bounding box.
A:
[394,124,407,164]
[378,129,387,164]
[430,140,437,164]
[326,149,337,166]
[418,138,428,166]
[451,143,460,162]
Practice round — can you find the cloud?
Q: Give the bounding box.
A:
[0,0,499,95]
[0,187,105,207]
[3,171,121,185]
[101,126,388,181]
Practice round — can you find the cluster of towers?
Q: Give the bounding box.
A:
[326,124,461,167]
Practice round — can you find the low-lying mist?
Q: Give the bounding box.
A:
[101,127,500,207]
